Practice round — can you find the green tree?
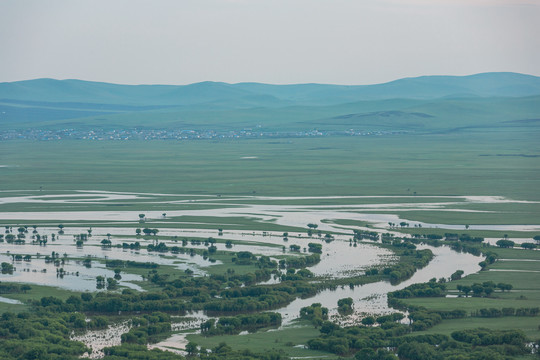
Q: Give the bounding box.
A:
[472,284,484,296]
[457,284,472,297]
[451,270,464,280]
[398,342,437,360]
[361,316,375,326]
[496,239,514,248]
[185,341,198,355]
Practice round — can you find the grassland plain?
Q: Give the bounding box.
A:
[186,320,340,359]
[2,128,539,244]
[1,131,538,200]
[413,316,540,340]
[402,247,540,341]
[0,283,81,313]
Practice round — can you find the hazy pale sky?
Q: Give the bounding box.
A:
[1,0,539,85]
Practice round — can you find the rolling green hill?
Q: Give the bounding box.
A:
[2,72,540,105]
[0,72,539,133]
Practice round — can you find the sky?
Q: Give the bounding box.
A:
[0,0,539,85]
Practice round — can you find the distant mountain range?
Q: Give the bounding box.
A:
[0,72,539,134]
[2,72,540,106]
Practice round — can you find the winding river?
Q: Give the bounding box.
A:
[0,191,512,355]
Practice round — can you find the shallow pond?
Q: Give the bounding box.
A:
[0,228,231,291]
[0,252,144,292]
[1,222,396,293]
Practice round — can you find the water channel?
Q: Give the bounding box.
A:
[0,191,522,355]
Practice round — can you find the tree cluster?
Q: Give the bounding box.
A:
[307,319,530,359]
[121,312,171,345]
[471,307,539,318]
[353,230,379,241]
[456,282,512,297]
[0,311,89,359]
[388,280,447,299]
[337,297,354,315]
[381,249,433,284]
[300,303,329,327]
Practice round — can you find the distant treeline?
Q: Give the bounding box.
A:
[200,312,281,336]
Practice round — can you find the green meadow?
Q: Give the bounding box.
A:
[0,283,81,313]
[2,128,538,237]
[1,131,538,200]
[402,247,540,340]
[187,321,338,359]
[413,316,540,340]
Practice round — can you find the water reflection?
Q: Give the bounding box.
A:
[0,253,143,292]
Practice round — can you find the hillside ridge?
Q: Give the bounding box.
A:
[1,72,539,106]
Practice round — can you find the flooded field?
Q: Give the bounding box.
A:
[0,190,536,355]
[0,223,392,292]
[71,320,132,359]
[277,244,481,325]
[1,191,539,233]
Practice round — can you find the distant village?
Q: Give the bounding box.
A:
[0,128,409,141]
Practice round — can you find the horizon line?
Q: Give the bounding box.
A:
[1,71,538,88]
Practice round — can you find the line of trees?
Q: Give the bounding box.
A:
[0,283,31,294]
[306,318,530,358]
[388,279,447,299]
[456,281,512,297]
[200,312,281,336]
[353,230,379,241]
[471,307,539,318]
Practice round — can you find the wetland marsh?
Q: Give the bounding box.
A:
[0,187,538,359]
